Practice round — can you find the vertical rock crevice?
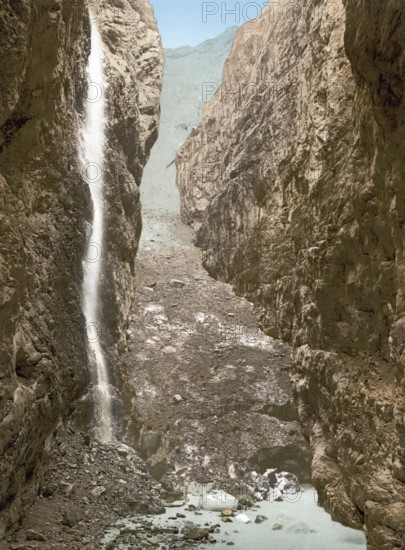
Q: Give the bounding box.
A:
[176,1,405,547]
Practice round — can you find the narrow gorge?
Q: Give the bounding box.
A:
[0,0,404,549]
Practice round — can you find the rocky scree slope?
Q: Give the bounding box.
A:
[177,1,405,548]
[0,0,162,536]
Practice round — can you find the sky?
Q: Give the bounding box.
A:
[150,0,267,48]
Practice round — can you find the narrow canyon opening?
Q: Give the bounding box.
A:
[1,1,404,549]
[101,13,366,550]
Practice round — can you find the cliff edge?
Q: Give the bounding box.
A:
[0,0,162,534]
[177,1,405,547]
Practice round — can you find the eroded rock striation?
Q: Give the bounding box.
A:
[177,1,405,547]
[97,0,163,350]
[0,0,162,535]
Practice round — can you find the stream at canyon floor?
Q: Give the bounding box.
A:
[103,483,365,549]
[99,188,367,548]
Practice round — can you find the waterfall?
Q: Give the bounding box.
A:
[81,12,113,443]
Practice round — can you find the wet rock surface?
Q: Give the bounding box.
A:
[104,519,212,549]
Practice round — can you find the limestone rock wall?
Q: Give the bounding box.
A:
[177,1,405,547]
[97,0,163,351]
[0,0,162,535]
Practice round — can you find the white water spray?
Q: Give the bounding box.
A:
[81,12,113,443]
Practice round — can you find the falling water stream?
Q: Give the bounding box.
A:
[81,12,113,443]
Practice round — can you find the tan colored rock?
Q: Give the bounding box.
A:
[177,1,405,547]
[95,0,163,345]
[0,0,162,535]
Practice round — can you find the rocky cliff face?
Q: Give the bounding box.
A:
[177,1,405,547]
[97,0,163,352]
[0,0,162,535]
